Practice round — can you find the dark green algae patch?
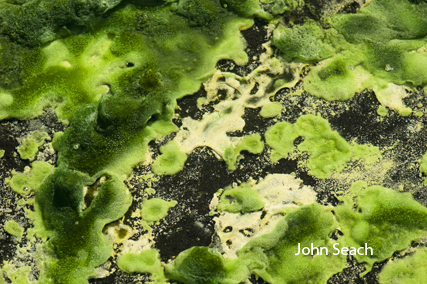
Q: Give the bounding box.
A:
[3,0,427,283]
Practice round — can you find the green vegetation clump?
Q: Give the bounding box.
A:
[223,133,264,170]
[265,114,379,178]
[379,247,427,284]
[336,182,427,267]
[273,0,427,108]
[217,183,265,213]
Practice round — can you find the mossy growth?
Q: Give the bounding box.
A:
[273,0,427,112]
[10,1,261,282]
[4,220,24,239]
[7,161,54,196]
[0,149,4,159]
[117,249,167,283]
[273,20,336,61]
[377,105,389,117]
[217,183,265,213]
[1,263,33,284]
[140,198,177,224]
[235,203,346,283]
[165,246,227,284]
[35,170,132,284]
[379,247,427,284]
[152,141,187,176]
[265,114,379,178]
[259,101,282,118]
[17,130,50,161]
[336,182,427,268]
[223,133,264,170]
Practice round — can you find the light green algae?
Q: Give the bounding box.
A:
[166,204,346,284]
[117,249,167,283]
[17,130,50,161]
[273,0,427,114]
[152,141,187,176]
[217,183,265,213]
[7,161,54,196]
[223,133,264,170]
[379,247,427,284]
[235,203,346,284]
[1,263,34,284]
[377,105,389,117]
[165,246,228,284]
[0,149,4,159]
[265,114,379,178]
[335,181,427,268]
[259,101,282,118]
[140,198,177,224]
[4,220,24,240]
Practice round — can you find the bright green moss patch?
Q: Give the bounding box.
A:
[379,247,427,284]
[140,198,177,224]
[217,183,265,213]
[265,121,297,162]
[0,149,4,159]
[165,246,227,284]
[117,249,167,283]
[7,161,54,196]
[259,101,282,118]
[4,220,24,239]
[266,114,379,178]
[336,183,427,268]
[152,141,187,176]
[223,133,264,170]
[17,130,50,161]
[236,203,346,283]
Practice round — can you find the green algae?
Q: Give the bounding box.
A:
[335,182,427,268]
[217,183,266,213]
[2,0,427,283]
[140,198,177,224]
[236,203,346,283]
[377,105,389,117]
[0,149,4,159]
[7,161,54,196]
[152,141,187,176]
[379,247,427,284]
[17,130,50,161]
[273,0,427,112]
[265,114,379,178]
[4,220,24,240]
[165,246,227,284]
[117,249,167,283]
[35,171,132,284]
[1,263,34,284]
[273,20,335,61]
[166,204,346,284]
[223,133,264,170]
[259,101,282,118]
